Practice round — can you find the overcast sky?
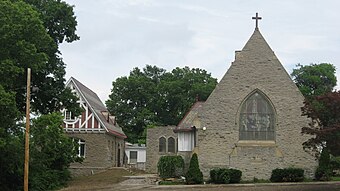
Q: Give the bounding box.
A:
[60,0,340,102]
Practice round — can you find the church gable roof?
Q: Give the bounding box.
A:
[66,77,126,138]
[241,29,274,57]
[200,14,304,128]
[174,101,204,132]
[230,27,297,88]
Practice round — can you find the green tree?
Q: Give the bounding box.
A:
[292,63,339,157]
[106,65,217,143]
[291,63,336,99]
[157,67,217,125]
[315,149,332,181]
[22,0,80,114]
[25,0,80,44]
[29,113,80,190]
[0,0,80,115]
[0,0,81,190]
[0,85,24,191]
[106,66,161,142]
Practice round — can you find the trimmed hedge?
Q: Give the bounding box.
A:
[270,168,304,182]
[210,168,242,184]
[157,155,184,179]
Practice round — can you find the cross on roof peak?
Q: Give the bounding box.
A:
[252,12,262,29]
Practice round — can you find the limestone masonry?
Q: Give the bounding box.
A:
[147,26,317,180]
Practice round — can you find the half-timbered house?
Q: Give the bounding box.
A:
[63,77,127,176]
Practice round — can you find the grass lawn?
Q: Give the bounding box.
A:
[60,168,134,191]
[331,176,340,181]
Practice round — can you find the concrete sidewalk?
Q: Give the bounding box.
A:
[116,177,340,191]
[148,181,340,191]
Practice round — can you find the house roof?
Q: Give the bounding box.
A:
[125,142,146,149]
[67,77,127,138]
[174,101,204,133]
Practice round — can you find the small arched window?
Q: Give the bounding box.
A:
[239,91,275,140]
[159,137,166,152]
[168,137,175,153]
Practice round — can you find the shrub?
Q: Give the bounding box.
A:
[210,168,219,183]
[185,153,203,184]
[330,156,340,171]
[218,169,230,184]
[270,168,304,182]
[319,149,331,169]
[209,168,242,184]
[157,155,184,179]
[315,166,332,181]
[315,149,332,181]
[228,169,242,183]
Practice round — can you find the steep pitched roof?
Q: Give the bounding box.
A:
[229,27,296,86]
[200,25,304,137]
[67,77,127,138]
[174,101,204,132]
[239,28,277,60]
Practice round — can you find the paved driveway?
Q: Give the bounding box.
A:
[114,180,340,191]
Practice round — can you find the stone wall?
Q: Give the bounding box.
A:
[145,126,178,173]
[67,132,125,176]
[196,29,317,180]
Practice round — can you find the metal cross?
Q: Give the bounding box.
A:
[252,12,262,29]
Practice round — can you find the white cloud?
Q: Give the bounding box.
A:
[61,0,340,102]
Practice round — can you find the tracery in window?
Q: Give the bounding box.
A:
[239,91,275,140]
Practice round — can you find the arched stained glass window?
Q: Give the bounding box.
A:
[239,91,275,140]
[168,137,175,153]
[159,137,166,152]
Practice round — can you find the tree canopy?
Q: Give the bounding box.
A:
[106,65,217,143]
[25,0,80,44]
[0,0,80,190]
[29,113,81,190]
[291,63,336,99]
[0,0,80,116]
[292,63,339,157]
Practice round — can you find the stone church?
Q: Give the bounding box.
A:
[146,13,317,180]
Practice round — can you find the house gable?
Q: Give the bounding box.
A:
[63,77,126,138]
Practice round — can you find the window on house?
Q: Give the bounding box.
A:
[65,110,75,121]
[129,151,137,164]
[239,91,275,140]
[159,137,166,152]
[74,139,86,157]
[168,137,175,153]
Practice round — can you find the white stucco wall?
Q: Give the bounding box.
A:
[125,147,146,164]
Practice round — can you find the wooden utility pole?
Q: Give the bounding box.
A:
[24,68,31,191]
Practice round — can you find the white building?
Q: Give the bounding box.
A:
[125,143,146,170]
